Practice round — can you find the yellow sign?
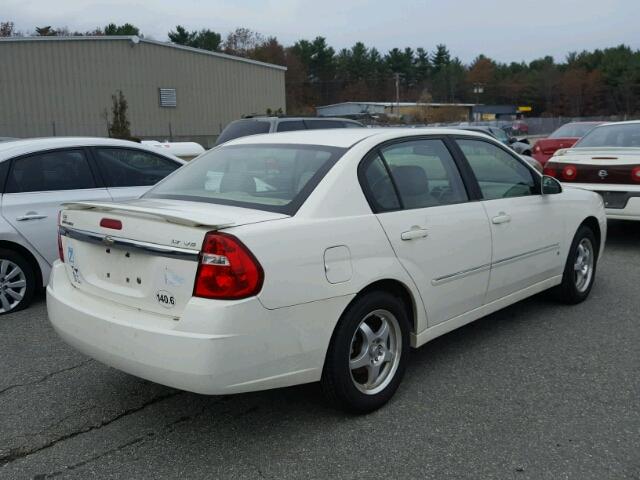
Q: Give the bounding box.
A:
[518,106,532,112]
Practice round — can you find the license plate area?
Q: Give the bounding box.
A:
[99,246,146,290]
[598,191,630,209]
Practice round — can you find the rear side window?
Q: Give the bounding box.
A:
[381,139,468,210]
[304,120,346,130]
[93,148,180,187]
[360,154,401,212]
[276,120,306,132]
[360,139,468,212]
[216,120,271,144]
[146,144,346,214]
[7,149,96,193]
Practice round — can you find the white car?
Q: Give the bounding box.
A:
[0,137,184,314]
[47,128,606,412]
[543,120,640,220]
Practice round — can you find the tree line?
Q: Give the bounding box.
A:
[2,21,640,117]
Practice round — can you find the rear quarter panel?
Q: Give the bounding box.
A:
[559,186,607,259]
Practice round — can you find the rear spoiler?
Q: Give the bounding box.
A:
[62,202,234,229]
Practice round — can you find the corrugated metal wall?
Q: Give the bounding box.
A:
[0,38,286,146]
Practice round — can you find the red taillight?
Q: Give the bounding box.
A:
[543,166,557,177]
[194,232,263,300]
[57,211,64,262]
[631,166,640,183]
[561,164,578,181]
[100,218,122,230]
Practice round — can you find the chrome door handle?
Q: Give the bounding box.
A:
[16,214,47,222]
[491,212,511,224]
[400,227,429,241]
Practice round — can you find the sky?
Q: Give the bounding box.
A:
[4,0,640,64]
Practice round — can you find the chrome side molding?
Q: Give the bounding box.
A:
[432,243,560,286]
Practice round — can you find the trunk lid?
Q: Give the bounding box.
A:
[546,148,640,185]
[59,198,287,316]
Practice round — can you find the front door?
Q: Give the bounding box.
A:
[455,138,564,303]
[1,149,111,266]
[360,138,492,327]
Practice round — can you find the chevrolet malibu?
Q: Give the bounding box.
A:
[47,129,606,413]
[544,121,640,221]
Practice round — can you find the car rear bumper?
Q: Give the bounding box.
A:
[47,261,352,395]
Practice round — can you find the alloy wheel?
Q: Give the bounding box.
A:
[574,238,594,293]
[349,309,402,395]
[0,259,27,313]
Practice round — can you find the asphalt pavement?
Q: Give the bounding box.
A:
[1,220,639,479]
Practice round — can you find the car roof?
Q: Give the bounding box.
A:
[223,127,490,149]
[0,137,184,162]
[597,120,640,127]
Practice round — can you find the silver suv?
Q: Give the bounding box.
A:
[215,117,364,145]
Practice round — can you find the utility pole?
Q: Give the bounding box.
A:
[393,73,401,114]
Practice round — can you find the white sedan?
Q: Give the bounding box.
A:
[543,120,640,220]
[0,137,184,314]
[47,128,606,412]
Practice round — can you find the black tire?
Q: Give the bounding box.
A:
[554,225,598,304]
[321,290,410,413]
[0,248,36,315]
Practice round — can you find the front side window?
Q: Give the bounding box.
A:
[146,144,345,214]
[381,139,468,210]
[457,138,536,200]
[6,149,95,193]
[93,148,179,187]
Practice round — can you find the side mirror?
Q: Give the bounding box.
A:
[541,175,562,195]
[508,137,517,144]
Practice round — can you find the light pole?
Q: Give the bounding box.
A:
[473,83,484,121]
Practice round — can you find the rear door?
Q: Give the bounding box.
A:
[454,137,564,303]
[1,148,111,265]
[360,137,492,327]
[91,147,182,200]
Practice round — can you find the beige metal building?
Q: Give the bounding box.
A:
[0,36,286,147]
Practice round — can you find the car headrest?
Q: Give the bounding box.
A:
[220,173,256,194]
[391,165,429,196]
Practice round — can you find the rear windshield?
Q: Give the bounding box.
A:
[145,144,346,214]
[215,120,270,145]
[549,123,599,139]
[575,123,640,148]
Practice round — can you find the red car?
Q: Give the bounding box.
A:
[510,120,529,135]
[532,122,604,165]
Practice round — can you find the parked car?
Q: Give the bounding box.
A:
[532,122,604,165]
[455,126,542,172]
[543,120,640,221]
[141,141,205,161]
[215,116,364,145]
[509,120,529,135]
[456,125,532,154]
[48,128,605,413]
[0,137,184,314]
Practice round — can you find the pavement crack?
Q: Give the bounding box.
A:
[0,390,182,467]
[0,360,93,397]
